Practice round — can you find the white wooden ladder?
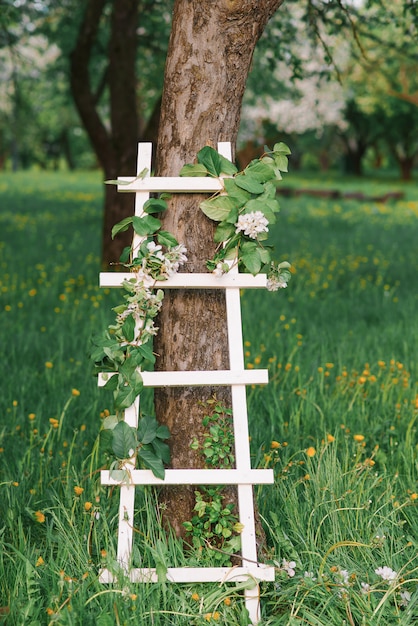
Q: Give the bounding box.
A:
[98,142,275,624]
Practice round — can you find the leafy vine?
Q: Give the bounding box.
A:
[91,144,292,479]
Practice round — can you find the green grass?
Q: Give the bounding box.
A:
[0,170,417,624]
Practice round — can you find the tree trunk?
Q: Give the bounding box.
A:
[70,0,139,267]
[153,0,284,545]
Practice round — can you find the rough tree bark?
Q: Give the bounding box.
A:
[153,0,285,542]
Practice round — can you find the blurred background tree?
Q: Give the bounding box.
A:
[0,0,417,257]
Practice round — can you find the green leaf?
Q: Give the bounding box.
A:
[137,343,156,364]
[114,372,143,410]
[234,175,265,195]
[121,315,135,342]
[218,155,238,176]
[244,160,276,182]
[112,217,133,239]
[138,448,165,479]
[179,163,209,177]
[273,142,291,155]
[274,154,289,172]
[156,424,170,439]
[240,243,262,275]
[151,437,171,464]
[99,428,114,455]
[103,375,118,391]
[258,247,271,265]
[132,215,161,236]
[223,178,251,206]
[197,146,222,176]
[119,246,131,264]
[157,230,179,247]
[112,421,137,459]
[143,198,167,214]
[214,221,236,243]
[102,414,119,430]
[138,414,158,445]
[200,195,236,222]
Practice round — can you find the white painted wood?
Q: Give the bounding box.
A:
[217,141,264,624]
[98,369,268,388]
[101,468,274,486]
[132,143,153,258]
[117,176,223,193]
[99,142,272,625]
[99,565,275,584]
[100,271,267,289]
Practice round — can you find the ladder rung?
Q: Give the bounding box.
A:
[100,272,267,289]
[100,565,275,583]
[98,369,268,387]
[101,468,274,486]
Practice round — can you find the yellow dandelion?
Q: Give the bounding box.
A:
[191,592,200,601]
[271,441,280,449]
[306,446,316,457]
[46,608,54,616]
[35,510,46,523]
[100,549,107,558]
[353,434,365,443]
[28,413,36,421]
[410,493,418,501]
[12,400,18,407]
[36,556,45,567]
[74,486,84,496]
[28,288,37,297]
[80,424,86,431]
[326,434,335,443]
[71,388,80,397]
[213,613,220,621]
[45,361,53,369]
[82,572,89,580]
[377,360,386,368]
[130,593,137,601]
[84,501,93,512]
[304,473,311,480]
[224,597,231,606]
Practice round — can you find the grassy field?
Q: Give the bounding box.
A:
[0,169,417,625]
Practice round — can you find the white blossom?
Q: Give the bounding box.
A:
[266,276,288,291]
[213,262,225,276]
[361,582,371,594]
[281,559,296,577]
[400,590,411,607]
[375,566,398,582]
[235,211,269,239]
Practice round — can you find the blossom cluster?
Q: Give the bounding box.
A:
[112,240,187,347]
[235,210,269,239]
[132,240,188,281]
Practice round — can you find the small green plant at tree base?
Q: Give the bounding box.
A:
[184,400,244,566]
[92,145,292,478]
